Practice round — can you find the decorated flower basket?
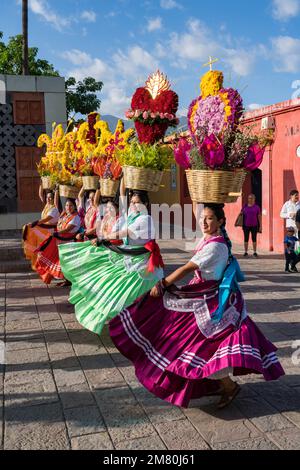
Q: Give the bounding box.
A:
[59,184,80,200]
[41,176,55,190]
[185,169,247,204]
[82,175,99,191]
[123,166,164,192]
[100,178,120,197]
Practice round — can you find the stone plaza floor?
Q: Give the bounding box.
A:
[0,238,300,450]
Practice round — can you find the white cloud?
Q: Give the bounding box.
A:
[164,18,258,76]
[62,45,159,117]
[272,35,300,72]
[160,0,182,9]
[63,50,114,83]
[101,83,131,116]
[27,1,96,31]
[105,11,117,18]
[28,0,70,31]
[223,49,256,76]
[61,50,93,66]
[155,42,168,58]
[113,45,159,79]
[248,103,266,111]
[272,0,300,21]
[81,10,97,23]
[147,17,163,32]
[168,19,217,63]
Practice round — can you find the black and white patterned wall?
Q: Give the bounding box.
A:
[0,102,40,213]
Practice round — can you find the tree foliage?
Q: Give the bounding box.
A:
[0,32,103,119]
[65,76,103,119]
[0,32,59,76]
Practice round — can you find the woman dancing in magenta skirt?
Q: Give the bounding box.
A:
[109,204,284,409]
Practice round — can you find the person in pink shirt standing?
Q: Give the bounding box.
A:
[241,194,262,258]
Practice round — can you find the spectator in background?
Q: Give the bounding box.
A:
[284,227,299,273]
[296,208,300,239]
[242,194,262,258]
[280,190,300,235]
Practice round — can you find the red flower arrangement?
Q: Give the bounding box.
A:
[93,158,122,180]
[126,71,179,145]
[86,112,99,145]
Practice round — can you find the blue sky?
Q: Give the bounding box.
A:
[2,0,300,117]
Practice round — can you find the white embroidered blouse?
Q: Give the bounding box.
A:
[190,240,229,281]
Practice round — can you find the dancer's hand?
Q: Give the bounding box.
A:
[150,285,160,297]
[91,238,98,246]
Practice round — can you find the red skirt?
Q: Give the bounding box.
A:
[35,236,65,284]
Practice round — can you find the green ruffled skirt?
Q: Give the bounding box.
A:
[59,241,163,335]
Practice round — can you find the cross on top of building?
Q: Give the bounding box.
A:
[203,56,219,71]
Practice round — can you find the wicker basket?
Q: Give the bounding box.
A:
[59,184,80,200]
[123,166,164,192]
[100,178,120,197]
[82,175,99,190]
[185,169,247,203]
[72,176,83,188]
[41,176,55,190]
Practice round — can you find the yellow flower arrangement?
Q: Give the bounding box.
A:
[200,70,224,98]
[94,119,134,157]
[37,115,134,184]
[37,134,52,151]
[52,124,65,150]
[65,130,78,145]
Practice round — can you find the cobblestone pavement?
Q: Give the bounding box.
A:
[1,239,300,450]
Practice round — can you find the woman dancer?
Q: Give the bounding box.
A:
[76,188,101,241]
[76,189,100,241]
[35,198,82,285]
[58,191,164,335]
[109,204,284,409]
[23,189,60,270]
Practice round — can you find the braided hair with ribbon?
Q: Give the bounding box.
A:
[203,203,244,322]
[203,203,233,260]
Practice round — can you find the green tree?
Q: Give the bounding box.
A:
[0,32,59,76]
[0,32,103,119]
[65,76,103,119]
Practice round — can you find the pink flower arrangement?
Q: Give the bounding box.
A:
[193,95,226,136]
[243,143,265,170]
[179,74,268,171]
[200,134,225,169]
[174,138,192,169]
[126,108,177,123]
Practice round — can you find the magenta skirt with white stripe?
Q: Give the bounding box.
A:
[109,285,285,408]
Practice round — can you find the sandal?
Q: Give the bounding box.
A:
[205,383,225,396]
[56,280,71,288]
[217,383,241,409]
[206,388,224,397]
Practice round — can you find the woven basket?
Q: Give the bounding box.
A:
[123,166,164,192]
[73,176,83,188]
[100,178,120,197]
[82,175,99,190]
[185,169,247,203]
[41,176,54,190]
[59,184,80,200]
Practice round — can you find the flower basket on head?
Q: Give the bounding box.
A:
[41,176,55,190]
[100,178,120,197]
[82,175,99,191]
[173,61,269,204]
[123,166,164,192]
[59,184,80,200]
[185,169,247,203]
